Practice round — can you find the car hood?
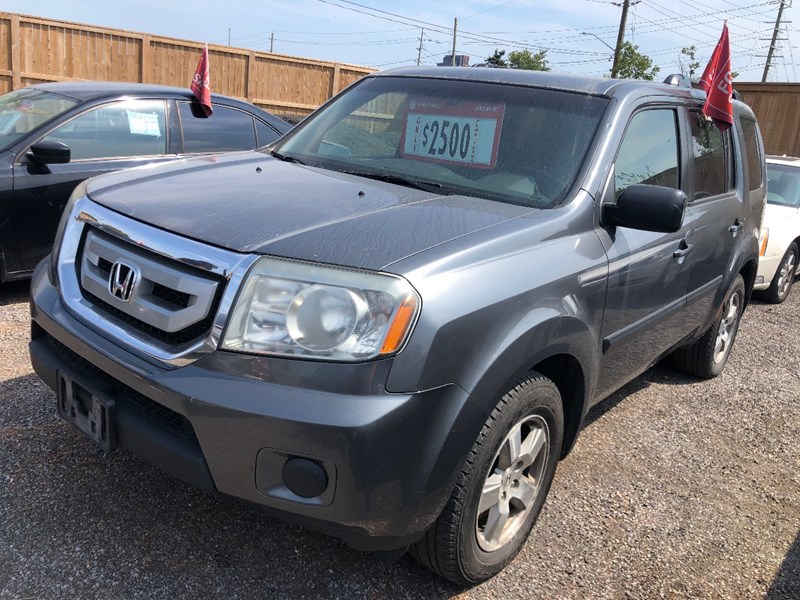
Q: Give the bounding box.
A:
[763,202,800,229]
[86,152,533,270]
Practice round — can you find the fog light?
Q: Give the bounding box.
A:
[282,457,328,498]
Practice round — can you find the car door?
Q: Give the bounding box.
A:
[11,99,175,272]
[594,105,696,400]
[679,107,741,328]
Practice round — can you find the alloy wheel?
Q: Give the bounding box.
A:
[475,415,549,552]
[713,290,741,364]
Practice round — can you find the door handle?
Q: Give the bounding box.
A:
[729,220,743,236]
[673,242,694,262]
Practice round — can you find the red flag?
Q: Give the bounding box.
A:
[190,44,212,117]
[699,24,733,131]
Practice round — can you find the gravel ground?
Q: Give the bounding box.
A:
[1,278,798,599]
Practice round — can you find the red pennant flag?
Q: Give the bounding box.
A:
[699,24,733,131]
[190,44,213,117]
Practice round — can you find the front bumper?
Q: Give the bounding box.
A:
[29,260,486,551]
[754,252,782,290]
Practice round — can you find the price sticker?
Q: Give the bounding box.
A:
[401,98,505,168]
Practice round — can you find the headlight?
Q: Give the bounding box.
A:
[50,179,90,285]
[758,227,769,256]
[221,257,420,361]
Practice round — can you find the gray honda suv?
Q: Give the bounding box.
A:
[29,68,765,585]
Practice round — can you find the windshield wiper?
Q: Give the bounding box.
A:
[270,150,305,165]
[342,170,447,194]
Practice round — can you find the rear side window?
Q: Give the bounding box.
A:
[256,119,280,146]
[740,117,764,191]
[689,110,733,199]
[179,102,257,152]
[615,109,680,198]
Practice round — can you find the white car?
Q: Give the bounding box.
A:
[755,156,800,303]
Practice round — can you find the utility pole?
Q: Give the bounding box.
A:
[417,28,424,66]
[762,0,788,82]
[270,31,274,53]
[610,0,630,78]
[451,18,458,66]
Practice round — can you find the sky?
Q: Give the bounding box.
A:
[3,0,797,82]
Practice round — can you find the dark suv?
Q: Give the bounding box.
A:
[29,68,765,585]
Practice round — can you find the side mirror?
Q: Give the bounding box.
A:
[602,184,686,233]
[27,140,71,165]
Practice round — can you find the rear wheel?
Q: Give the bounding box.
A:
[409,373,563,585]
[759,243,797,304]
[672,274,745,379]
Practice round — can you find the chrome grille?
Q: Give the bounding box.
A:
[57,196,259,367]
[80,229,221,336]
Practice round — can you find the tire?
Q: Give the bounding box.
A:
[672,274,745,379]
[759,243,797,304]
[409,372,564,585]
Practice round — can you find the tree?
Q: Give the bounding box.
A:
[679,45,700,78]
[613,41,660,80]
[508,48,550,71]
[486,49,508,67]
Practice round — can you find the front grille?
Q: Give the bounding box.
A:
[44,332,198,443]
[78,228,225,347]
[151,283,191,310]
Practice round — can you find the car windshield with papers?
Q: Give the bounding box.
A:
[271,76,609,209]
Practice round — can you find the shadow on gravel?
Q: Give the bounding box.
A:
[583,362,697,429]
[0,279,30,305]
[766,530,800,599]
[0,373,55,427]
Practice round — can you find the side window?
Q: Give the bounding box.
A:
[255,119,280,146]
[615,109,679,199]
[740,117,764,191]
[179,102,256,152]
[689,110,733,199]
[41,100,167,160]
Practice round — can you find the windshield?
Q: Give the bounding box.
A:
[0,88,79,149]
[766,163,800,207]
[272,76,608,209]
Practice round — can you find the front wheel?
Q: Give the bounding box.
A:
[672,274,746,379]
[409,373,563,585]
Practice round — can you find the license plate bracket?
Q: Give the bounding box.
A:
[57,370,117,453]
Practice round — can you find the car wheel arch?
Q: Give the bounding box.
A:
[463,316,594,461]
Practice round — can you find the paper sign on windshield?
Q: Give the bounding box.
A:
[402,98,505,168]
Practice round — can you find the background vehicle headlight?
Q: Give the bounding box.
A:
[221,257,420,361]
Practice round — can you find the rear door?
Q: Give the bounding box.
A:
[595,104,695,399]
[11,99,174,271]
[679,107,740,329]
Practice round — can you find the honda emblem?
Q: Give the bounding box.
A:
[108,261,139,303]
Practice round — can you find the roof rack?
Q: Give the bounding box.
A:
[663,73,692,87]
[662,73,742,101]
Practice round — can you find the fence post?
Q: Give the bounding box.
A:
[247,50,256,102]
[330,63,341,99]
[10,14,21,90]
[140,34,152,83]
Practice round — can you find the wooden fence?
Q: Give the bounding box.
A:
[1,12,798,152]
[735,83,800,157]
[0,12,374,117]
